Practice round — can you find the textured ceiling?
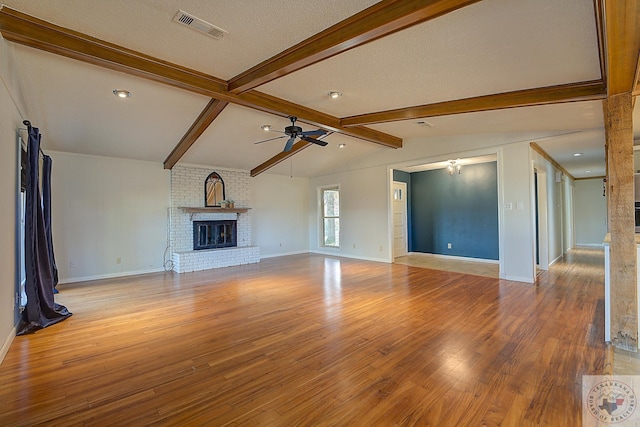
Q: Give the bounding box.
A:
[0,0,626,179]
[258,0,601,117]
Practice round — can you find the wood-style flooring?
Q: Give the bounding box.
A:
[0,248,607,425]
[394,253,500,278]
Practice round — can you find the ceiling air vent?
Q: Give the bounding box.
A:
[172,10,227,40]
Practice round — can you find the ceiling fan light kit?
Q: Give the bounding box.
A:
[253,116,329,152]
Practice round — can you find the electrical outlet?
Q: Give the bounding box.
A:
[116,257,121,264]
[447,243,452,249]
[379,245,383,251]
[279,243,282,247]
[353,243,356,249]
[70,262,76,268]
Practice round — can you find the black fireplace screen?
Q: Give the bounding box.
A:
[193,220,237,250]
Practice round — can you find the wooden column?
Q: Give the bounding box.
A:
[604,91,637,351]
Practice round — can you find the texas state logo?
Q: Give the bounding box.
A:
[586,378,637,424]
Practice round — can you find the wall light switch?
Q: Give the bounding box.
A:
[505,202,513,210]
[517,201,524,210]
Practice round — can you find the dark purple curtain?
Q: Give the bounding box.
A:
[17,125,71,335]
[42,155,59,289]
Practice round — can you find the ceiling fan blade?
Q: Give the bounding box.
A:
[283,137,296,152]
[301,135,328,146]
[254,135,287,145]
[301,129,326,137]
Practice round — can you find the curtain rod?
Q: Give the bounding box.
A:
[20,120,45,157]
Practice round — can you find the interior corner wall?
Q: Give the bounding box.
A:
[251,173,309,257]
[409,162,499,260]
[0,38,24,362]
[392,170,412,251]
[49,152,171,283]
[531,151,565,267]
[500,143,535,282]
[574,178,607,245]
[309,165,390,262]
[546,167,564,264]
[563,177,574,252]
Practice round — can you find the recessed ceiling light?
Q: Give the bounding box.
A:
[585,170,592,173]
[416,120,434,127]
[573,153,583,157]
[261,124,271,131]
[337,143,346,148]
[113,89,131,98]
[328,91,342,99]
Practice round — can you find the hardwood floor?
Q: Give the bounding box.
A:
[0,248,606,425]
[394,253,500,278]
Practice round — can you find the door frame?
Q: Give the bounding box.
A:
[392,181,408,258]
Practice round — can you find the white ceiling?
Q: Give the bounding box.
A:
[1,0,636,179]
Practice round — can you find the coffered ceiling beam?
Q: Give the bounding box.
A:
[633,55,640,96]
[530,142,575,181]
[0,7,401,150]
[250,140,312,177]
[340,80,607,127]
[603,0,640,96]
[593,0,607,88]
[164,99,228,170]
[228,0,481,94]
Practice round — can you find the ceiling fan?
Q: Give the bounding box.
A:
[254,116,331,152]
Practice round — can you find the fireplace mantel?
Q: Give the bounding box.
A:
[179,206,251,220]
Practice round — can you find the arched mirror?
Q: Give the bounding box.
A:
[204,172,225,207]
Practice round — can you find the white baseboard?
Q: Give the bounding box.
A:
[57,267,166,285]
[549,254,563,266]
[502,274,535,284]
[406,252,499,264]
[0,326,16,365]
[574,243,605,248]
[260,250,309,259]
[310,250,389,263]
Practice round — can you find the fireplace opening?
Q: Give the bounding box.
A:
[193,220,237,250]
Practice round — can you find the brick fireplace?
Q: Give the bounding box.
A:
[170,165,260,273]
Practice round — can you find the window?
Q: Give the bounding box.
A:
[321,187,340,247]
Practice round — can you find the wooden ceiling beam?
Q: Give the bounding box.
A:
[634,54,640,96]
[593,0,607,87]
[0,7,401,150]
[228,0,481,94]
[341,80,607,127]
[530,142,575,180]
[250,140,312,177]
[603,0,640,96]
[0,8,228,96]
[163,99,228,170]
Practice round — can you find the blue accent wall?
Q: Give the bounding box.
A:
[410,162,499,260]
[392,170,412,251]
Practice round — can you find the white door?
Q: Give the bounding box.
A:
[392,181,408,258]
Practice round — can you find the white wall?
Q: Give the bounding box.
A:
[309,165,390,262]
[49,152,170,283]
[252,173,309,257]
[574,178,607,245]
[0,38,23,362]
[531,151,565,266]
[500,143,535,282]
[563,176,574,252]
